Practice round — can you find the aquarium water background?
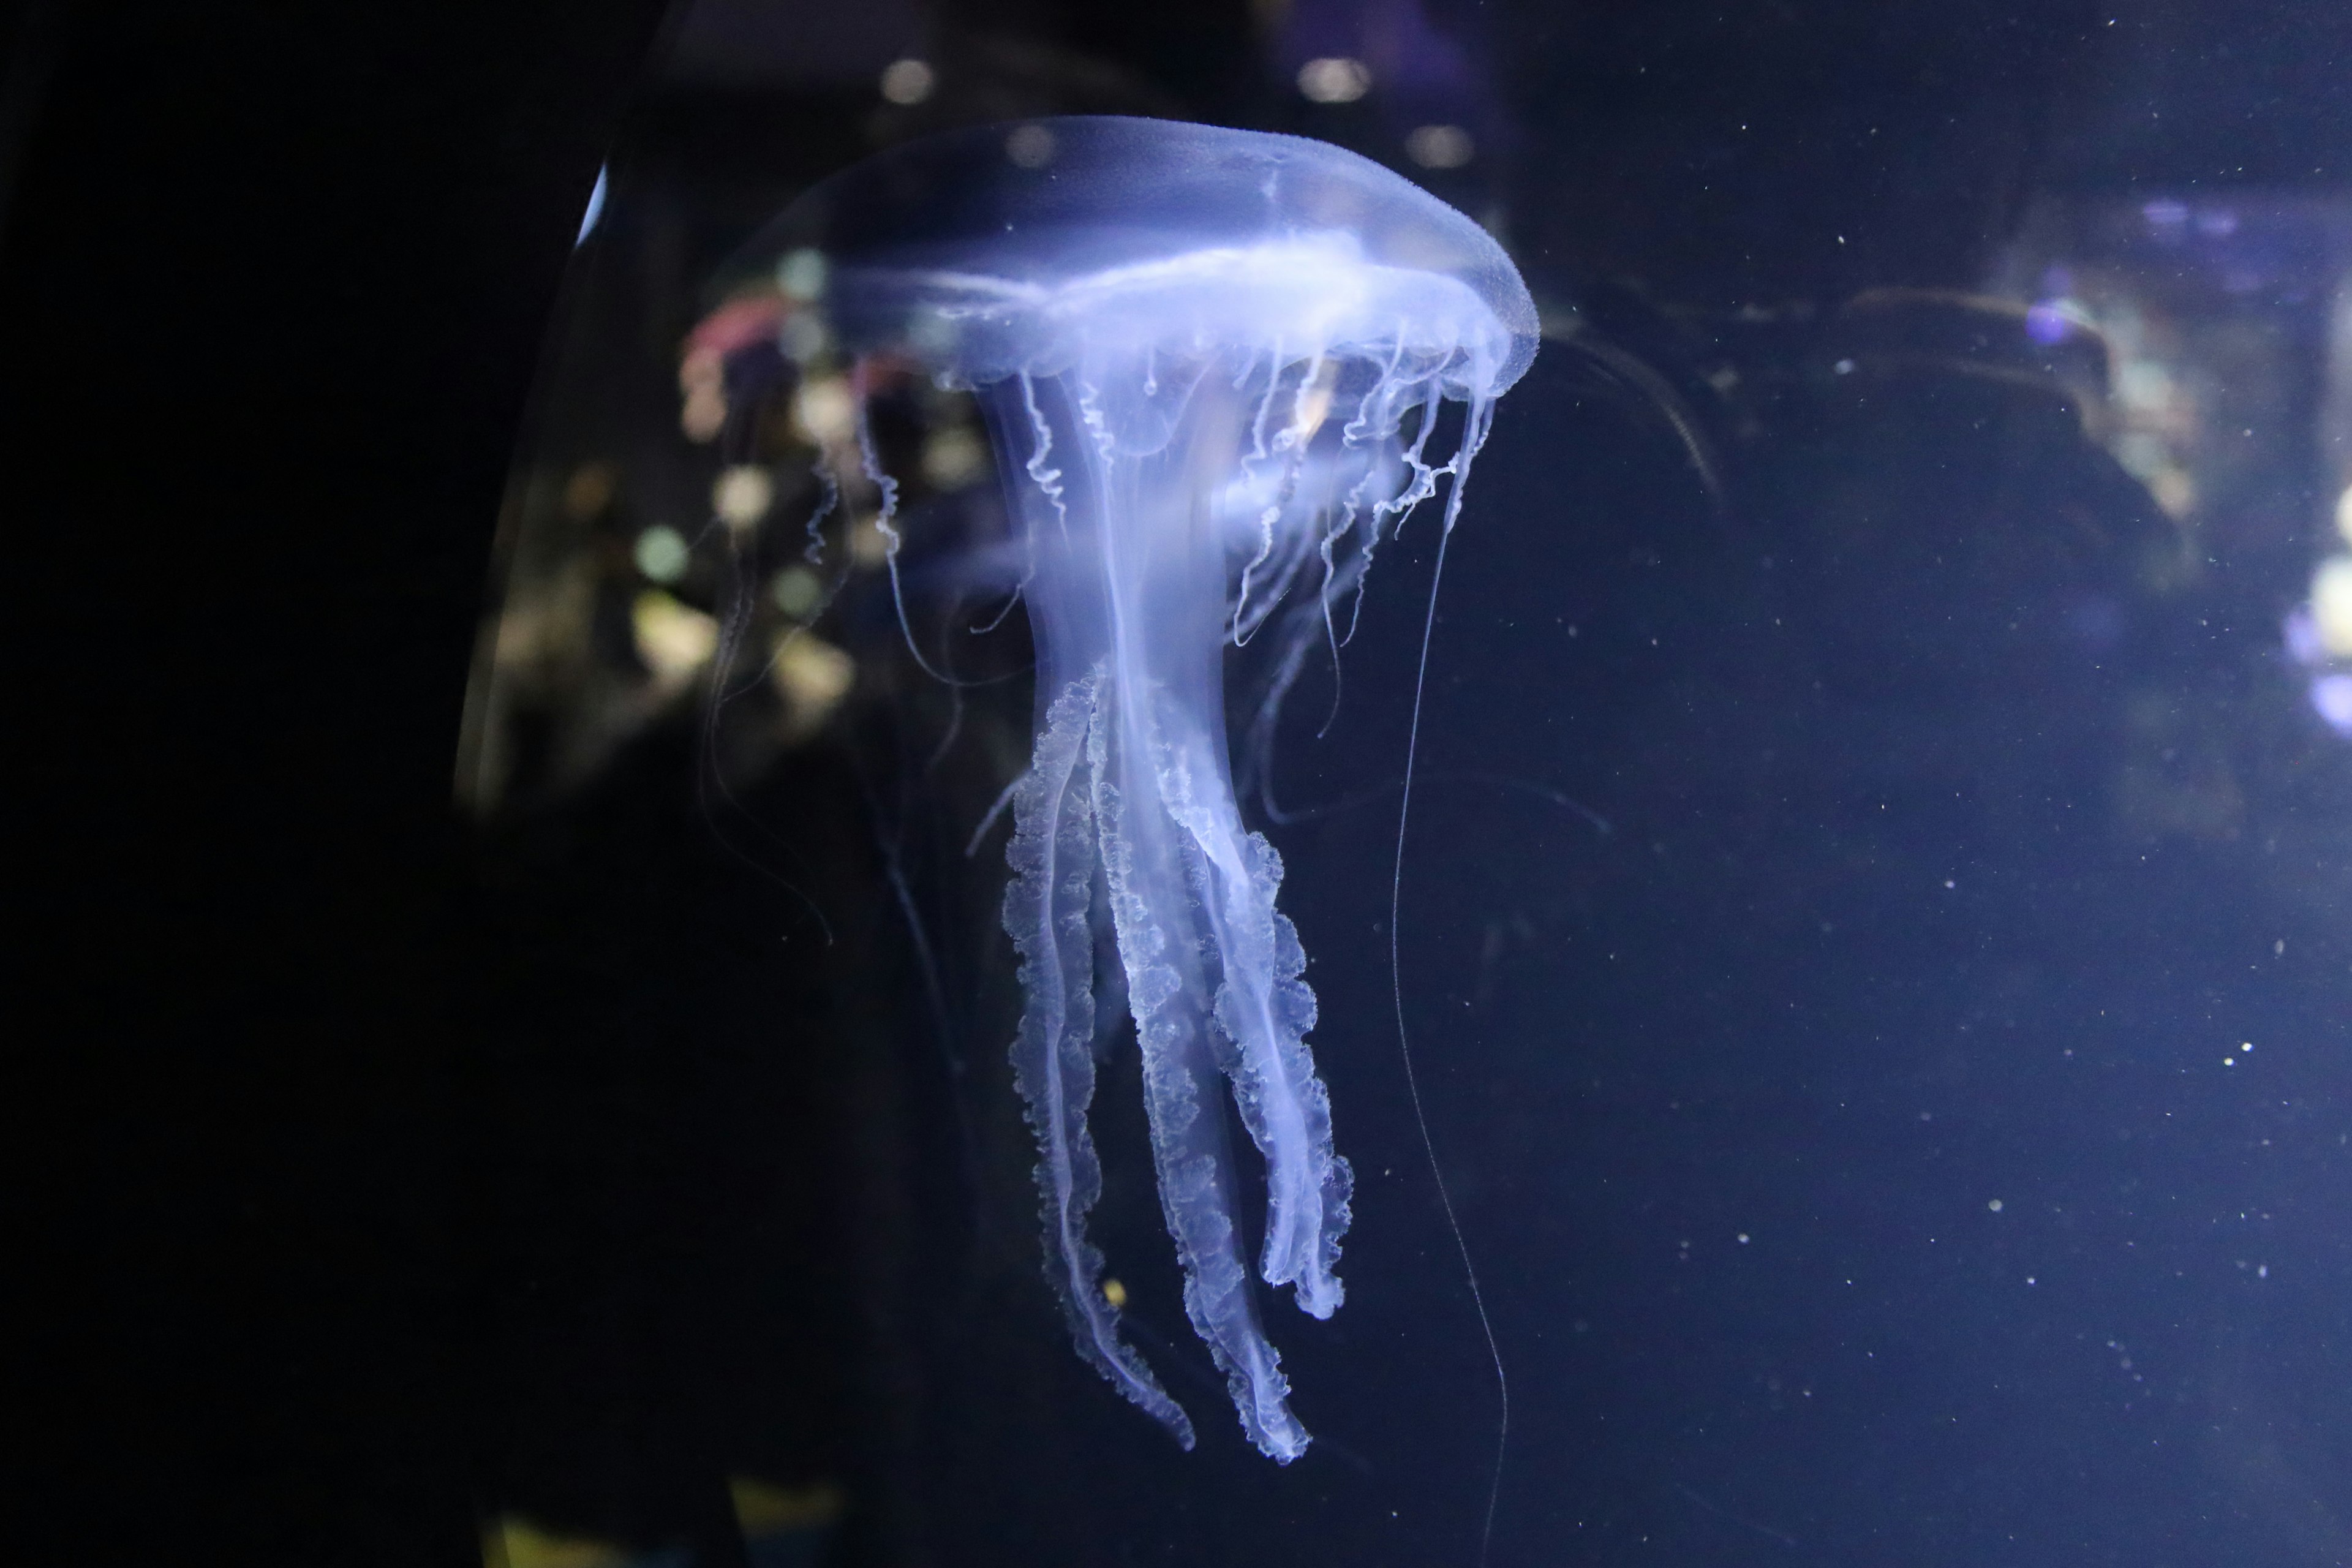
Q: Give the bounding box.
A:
[462,2,2352,1564]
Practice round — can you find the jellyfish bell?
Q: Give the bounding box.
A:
[752,115,1535,1462]
[779,115,1533,383]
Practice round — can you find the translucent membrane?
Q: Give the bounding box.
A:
[764,115,1535,1460]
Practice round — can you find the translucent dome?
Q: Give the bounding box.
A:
[761,115,1537,401]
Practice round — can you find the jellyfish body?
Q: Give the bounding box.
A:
[772,116,1535,1460]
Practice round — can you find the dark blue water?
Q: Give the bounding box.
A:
[471,3,2352,1564]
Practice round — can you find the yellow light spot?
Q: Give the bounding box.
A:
[713,465,774,530]
[481,1515,629,1568]
[2311,556,2352,657]
[632,590,717,692]
[849,513,891,567]
[772,631,854,737]
[921,426,989,489]
[1297,57,1371,104]
[1102,1277,1128,1308]
[792,377,856,447]
[728,1476,845,1537]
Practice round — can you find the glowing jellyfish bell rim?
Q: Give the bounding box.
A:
[744,116,1537,1469]
[754,114,1538,401]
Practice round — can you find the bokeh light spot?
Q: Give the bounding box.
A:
[2311,556,2352,657]
[921,426,989,489]
[1404,124,1475,170]
[792,377,856,447]
[772,567,823,620]
[878,58,935,106]
[1005,124,1057,169]
[633,525,688,583]
[2312,673,2352,735]
[632,590,717,691]
[1297,57,1371,104]
[714,465,774,529]
[776,248,828,303]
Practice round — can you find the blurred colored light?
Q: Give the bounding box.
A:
[677,341,730,443]
[562,463,616,521]
[779,312,829,364]
[729,1476,845,1539]
[632,591,717,689]
[878,58,935,106]
[2116,361,2171,412]
[680,383,726,443]
[714,466,774,529]
[1005,124,1057,169]
[773,633,856,735]
[483,1514,630,1568]
[792,377,855,446]
[776,249,827,303]
[2313,556,2352,657]
[634,525,688,583]
[2285,605,2324,668]
[687,295,788,358]
[908,311,960,359]
[849,513,891,567]
[1297,57,1371,104]
[772,567,823,619]
[921,426,989,489]
[2335,483,2351,547]
[1404,124,1474,170]
[2312,674,2352,735]
[2025,300,2092,346]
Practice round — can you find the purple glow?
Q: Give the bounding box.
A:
[2312,674,2352,735]
[2143,199,2189,228]
[2025,302,2071,345]
[2285,606,2324,668]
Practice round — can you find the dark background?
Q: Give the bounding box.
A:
[10,2,2352,1566]
[7,1,670,1563]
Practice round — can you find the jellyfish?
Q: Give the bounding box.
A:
[761,116,1536,1461]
